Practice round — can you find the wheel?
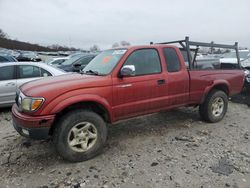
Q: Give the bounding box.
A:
[53,110,107,162]
[199,90,228,123]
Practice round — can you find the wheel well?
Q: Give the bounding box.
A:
[213,84,229,96]
[49,101,110,135]
[202,84,229,104]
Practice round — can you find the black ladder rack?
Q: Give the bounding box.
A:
[151,36,240,70]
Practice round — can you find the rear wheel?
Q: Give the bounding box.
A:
[199,90,228,123]
[53,110,107,162]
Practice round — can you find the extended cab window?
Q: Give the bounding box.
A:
[18,65,41,78]
[163,48,181,72]
[123,49,161,76]
[0,66,15,80]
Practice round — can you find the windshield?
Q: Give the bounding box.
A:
[68,52,86,58]
[61,55,82,66]
[83,49,127,75]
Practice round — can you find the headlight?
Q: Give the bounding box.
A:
[22,98,32,111]
[244,69,250,76]
[18,92,45,111]
[21,98,44,111]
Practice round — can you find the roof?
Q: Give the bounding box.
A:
[109,44,175,51]
[0,62,48,66]
[0,61,66,75]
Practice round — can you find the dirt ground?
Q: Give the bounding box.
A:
[0,93,250,188]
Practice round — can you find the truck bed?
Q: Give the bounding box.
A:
[189,69,244,104]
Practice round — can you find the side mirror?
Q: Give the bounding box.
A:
[74,63,81,67]
[120,65,135,77]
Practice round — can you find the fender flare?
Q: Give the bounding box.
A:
[201,80,230,103]
[47,94,113,122]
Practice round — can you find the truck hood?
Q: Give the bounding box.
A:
[21,73,111,97]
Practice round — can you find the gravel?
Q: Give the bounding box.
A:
[0,96,250,187]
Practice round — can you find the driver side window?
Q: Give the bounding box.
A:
[123,49,161,76]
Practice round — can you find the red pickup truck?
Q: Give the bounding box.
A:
[12,38,244,162]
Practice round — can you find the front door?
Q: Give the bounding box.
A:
[112,48,167,121]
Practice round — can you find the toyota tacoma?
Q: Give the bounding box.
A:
[12,37,244,162]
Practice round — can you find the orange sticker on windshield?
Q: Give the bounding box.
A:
[102,56,111,63]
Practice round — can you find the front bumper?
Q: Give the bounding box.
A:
[12,104,55,139]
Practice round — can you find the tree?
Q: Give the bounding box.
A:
[112,42,119,48]
[112,41,131,48]
[0,29,8,39]
[120,40,130,47]
[90,44,100,52]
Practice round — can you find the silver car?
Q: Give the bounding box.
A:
[0,62,66,107]
[46,57,69,66]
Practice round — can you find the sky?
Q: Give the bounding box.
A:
[0,0,250,50]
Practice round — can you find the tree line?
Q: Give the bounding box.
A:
[0,29,131,52]
[0,29,82,52]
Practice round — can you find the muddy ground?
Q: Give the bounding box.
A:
[0,93,250,188]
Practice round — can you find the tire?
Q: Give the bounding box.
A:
[199,90,228,123]
[53,110,107,162]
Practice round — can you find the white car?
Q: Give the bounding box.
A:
[220,50,250,67]
[0,62,67,107]
[241,57,250,68]
[46,57,69,66]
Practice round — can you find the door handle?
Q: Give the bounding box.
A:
[116,84,132,88]
[5,82,15,86]
[157,79,166,85]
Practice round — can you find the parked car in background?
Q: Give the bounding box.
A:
[220,50,250,68]
[0,62,66,107]
[46,57,69,66]
[57,54,96,72]
[241,57,250,69]
[0,49,20,58]
[0,55,18,62]
[16,51,42,62]
[68,52,87,58]
[243,69,250,89]
[220,50,250,88]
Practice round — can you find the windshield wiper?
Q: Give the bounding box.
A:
[82,69,100,75]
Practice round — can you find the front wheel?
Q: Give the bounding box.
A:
[53,110,107,162]
[199,90,228,123]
